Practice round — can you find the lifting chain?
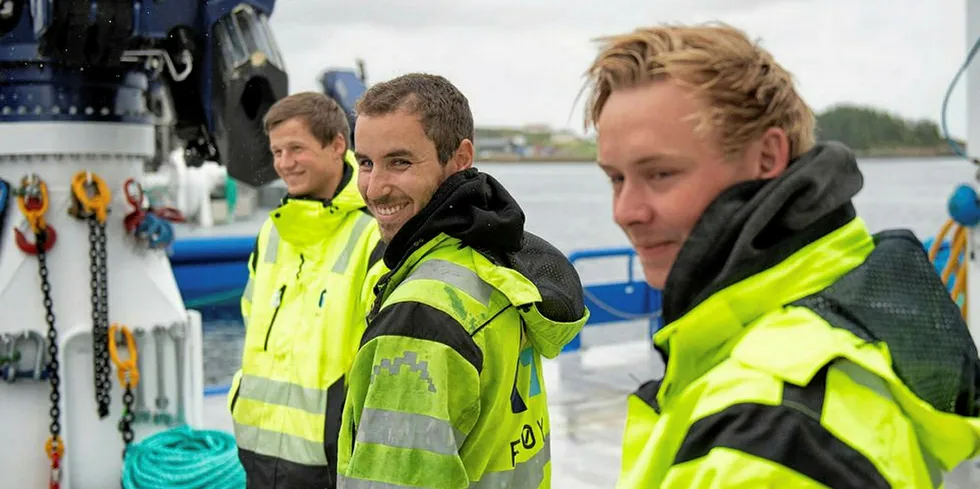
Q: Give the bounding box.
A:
[108,323,139,457]
[69,171,112,419]
[15,174,64,489]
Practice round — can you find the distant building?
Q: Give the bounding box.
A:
[522,123,552,134]
[476,135,529,157]
[550,130,580,144]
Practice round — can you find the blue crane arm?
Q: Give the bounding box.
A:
[0,0,288,186]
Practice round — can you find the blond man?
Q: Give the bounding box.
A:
[584,23,980,489]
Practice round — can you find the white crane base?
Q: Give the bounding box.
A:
[0,122,206,489]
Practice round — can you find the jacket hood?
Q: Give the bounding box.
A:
[272,151,368,247]
[663,141,863,323]
[385,168,588,358]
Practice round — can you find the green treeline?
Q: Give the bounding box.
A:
[472,103,960,163]
[816,104,957,157]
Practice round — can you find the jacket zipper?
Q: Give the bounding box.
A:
[263,285,286,351]
[229,381,242,414]
[367,273,392,323]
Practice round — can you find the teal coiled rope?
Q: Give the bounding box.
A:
[121,425,245,489]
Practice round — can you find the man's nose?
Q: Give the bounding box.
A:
[276,152,296,170]
[614,179,655,228]
[364,167,390,201]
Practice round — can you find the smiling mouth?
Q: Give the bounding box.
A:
[634,241,675,259]
[374,202,409,217]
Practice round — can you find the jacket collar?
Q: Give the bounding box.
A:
[655,216,875,404]
[272,151,368,248]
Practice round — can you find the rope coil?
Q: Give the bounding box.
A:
[121,425,244,489]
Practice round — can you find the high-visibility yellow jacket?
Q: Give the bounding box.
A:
[228,151,388,489]
[617,141,980,489]
[336,168,589,489]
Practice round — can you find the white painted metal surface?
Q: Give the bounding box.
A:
[0,121,204,489]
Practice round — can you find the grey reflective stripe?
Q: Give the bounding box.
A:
[834,360,942,488]
[833,360,893,399]
[243,277,254,303]
[264,226,280,264]
[402,259,493,306]
[234,422,327,466]
[337,476,425,489]
[332,213,374,274]
[337,436,550,489]
[356,407,466,455]
[469,435,550,489]
[238,373,328,415]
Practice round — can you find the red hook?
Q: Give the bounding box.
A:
[122,177,146,234]
[15,225,56,255]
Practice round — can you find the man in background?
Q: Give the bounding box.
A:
[229,91,387,489]
[583,22,980,488]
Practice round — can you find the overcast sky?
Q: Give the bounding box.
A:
[267,0,968,138]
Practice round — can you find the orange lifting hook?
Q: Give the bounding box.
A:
[14,174,56,255]
[69,171,111,223]
[108,323,140,389]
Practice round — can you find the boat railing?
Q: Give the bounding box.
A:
[563,246,663,353]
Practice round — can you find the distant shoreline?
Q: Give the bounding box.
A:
[852,146,958,160]
[475,146,959,164]
[476,154,595,163]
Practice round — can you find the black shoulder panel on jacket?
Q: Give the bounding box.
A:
[672,365,889,489]
[362,301,484,373]
[793,229,980,416]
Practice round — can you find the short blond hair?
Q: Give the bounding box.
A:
[583,23,816,160]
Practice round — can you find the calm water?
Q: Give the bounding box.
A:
[199,156,975,386]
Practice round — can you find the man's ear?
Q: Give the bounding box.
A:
[451,139,475,171]
[330,133,347,158]
[757,127,790,178]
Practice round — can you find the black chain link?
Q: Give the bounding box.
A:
[118,382,135,457]
[88,217,111,418]
[35,229,61,448]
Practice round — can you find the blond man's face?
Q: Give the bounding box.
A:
[596,79,787,289]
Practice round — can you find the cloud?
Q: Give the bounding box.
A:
[270,0,810,30]
[267,0,969,137]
